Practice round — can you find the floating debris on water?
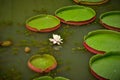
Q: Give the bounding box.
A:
[24,47,31,53]
[1,40,12,47]
[0,20,13,26]
[33,8,48,14]
[56,25,74,41]
[72,47,85,51]
[24,30,33,36]
[12,47,19,55]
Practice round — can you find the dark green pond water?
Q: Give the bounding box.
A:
[0,0,120,80]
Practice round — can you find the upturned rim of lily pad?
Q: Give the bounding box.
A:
[33,76,70,80]
[55,5,96,25]
[100,11,120,32]
[26,14,61,32]
[89,51,120,80]
[28,54,57,73]
[73,0,109,5]
[83,30,120,54]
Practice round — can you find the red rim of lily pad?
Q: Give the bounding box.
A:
[28,54,57,73]
[26,24,61,32]
[90,69,107,80]
[100,21,120,32]
[100,11,120,32]
[83,30,120,54]
[56,16,96,26]
[89,52,120,80]
[26,14,61,32]
[55,5,96,25]
[83,42,105,54]
[73,0,109,5]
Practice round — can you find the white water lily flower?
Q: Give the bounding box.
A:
[49,34,63,45]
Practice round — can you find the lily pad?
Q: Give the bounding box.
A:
[100,11,120,32]
[83,30,120,54]
[33,76,52,80]
[33,76,70,80]
[89,51,120,80]
[28,54,57,73]
[73,0,109,5]
[55,5,96,25]
[26,14,61,32]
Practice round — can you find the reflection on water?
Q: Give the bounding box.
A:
[0,0,120,80]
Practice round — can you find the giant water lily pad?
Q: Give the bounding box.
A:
[28,54,57,73]
[89,51,120,80]
[83,30,120,54]
[73,0,109,5]
[33,76,70,80]
[26,14,61,32]
[100,11,120,32]
[55,5,96,25]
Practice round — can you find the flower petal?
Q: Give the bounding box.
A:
[53,34,60,40]
[57,42,60,45]
[49,38,54,42]
[53,41,57,44]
